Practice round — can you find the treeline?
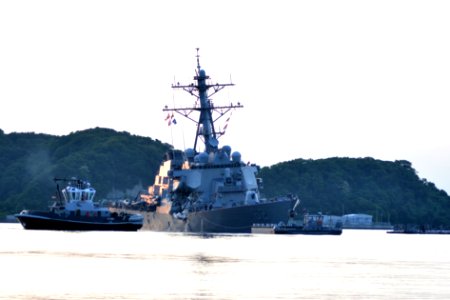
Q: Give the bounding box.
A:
[260,158,450,227]
[0,128,170,217]
[1,128,449,227]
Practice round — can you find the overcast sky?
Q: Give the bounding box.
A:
[1,0,449,193]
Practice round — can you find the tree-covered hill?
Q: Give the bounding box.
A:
[260,158,450,227]
[0,128,170,217]
[1,128,449,227]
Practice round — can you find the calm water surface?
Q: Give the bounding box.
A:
[1,223,450,299]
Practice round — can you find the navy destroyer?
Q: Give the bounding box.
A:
[120,50,297,233]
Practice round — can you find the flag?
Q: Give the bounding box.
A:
[168,113,177,126]
[222,112,232,134]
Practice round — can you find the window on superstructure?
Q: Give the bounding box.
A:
[62,190,68,201]
[154,185,160,195]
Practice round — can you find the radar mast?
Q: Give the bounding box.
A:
[164,48,243,153]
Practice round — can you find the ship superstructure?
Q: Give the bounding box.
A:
[123,50,296,232]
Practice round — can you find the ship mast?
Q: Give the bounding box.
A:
[164,48,243,153]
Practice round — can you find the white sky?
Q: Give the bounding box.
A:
[1,0,449,193]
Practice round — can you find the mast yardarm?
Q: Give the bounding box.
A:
[164,49,242,153]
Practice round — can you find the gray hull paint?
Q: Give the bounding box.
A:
[123,199,296,233]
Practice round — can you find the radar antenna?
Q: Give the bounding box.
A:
[164,49,243,153]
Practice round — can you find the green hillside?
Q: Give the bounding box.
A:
[0,128,170,217]
[260,158,450,227]
[1,128,449,227]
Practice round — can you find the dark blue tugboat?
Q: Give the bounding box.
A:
[271,213,343,235]
[117,49,297,233]
[252,200,343,235]
[15,178,143,231]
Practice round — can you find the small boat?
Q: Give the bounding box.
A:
[387,225,450,234]
[15,178,143,231]
[272,214,343,235]
[252,216,343,235]
[252,200,342,235]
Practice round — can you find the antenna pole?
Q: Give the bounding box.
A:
[196,47,201,73]
[166,48,242,154]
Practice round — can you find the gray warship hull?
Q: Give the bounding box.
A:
[119,198,296,233]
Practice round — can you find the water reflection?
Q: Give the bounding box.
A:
[173,232,254,239]
[192,253,241,265]
[2,225,450,299]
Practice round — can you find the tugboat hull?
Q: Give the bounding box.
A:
[122,198,296,233]
[15,212,142,231]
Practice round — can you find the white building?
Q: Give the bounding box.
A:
[342,214,373,227]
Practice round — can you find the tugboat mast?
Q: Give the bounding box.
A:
[164,48,243,153]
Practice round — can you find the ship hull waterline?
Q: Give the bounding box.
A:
[117,199,297,233]
[15,214,142,231]
[274,227,343,235]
